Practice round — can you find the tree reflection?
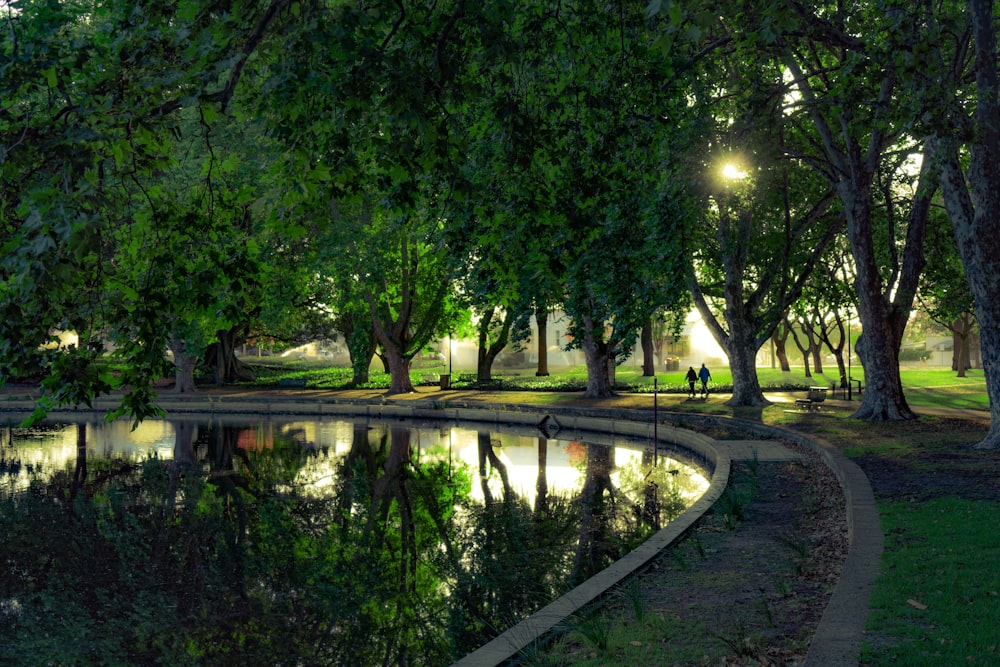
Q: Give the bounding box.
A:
[0,420,702,665]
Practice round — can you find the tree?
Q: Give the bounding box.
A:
[473,0,694,398]
[806,240,859,389]
[778,4,939,421]
[0,0,294,420]
[918,203,977,376]
[936,0,1000,448]
[653,0,942,418]
[685,50,841,406]
[354,204,457,394]
[249,0,477,394]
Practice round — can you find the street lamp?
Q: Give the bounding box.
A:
[847,309,853,401]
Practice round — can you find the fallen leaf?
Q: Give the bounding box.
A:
[907,599,928,610]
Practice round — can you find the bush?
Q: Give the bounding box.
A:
[899,348,932,362]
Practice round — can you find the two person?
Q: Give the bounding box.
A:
[685,363,712,398]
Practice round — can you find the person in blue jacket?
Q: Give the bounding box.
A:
[698,363,712,397]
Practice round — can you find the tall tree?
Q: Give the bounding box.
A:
[251,1,476,394]
[473,0,694,397]
[686,42,841,406]
[775,2,944,421]
[918,201,977,377]
[936,0,1000,448]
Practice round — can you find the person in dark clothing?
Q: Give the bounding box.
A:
[698,363,712,397]
[685,366,698,398]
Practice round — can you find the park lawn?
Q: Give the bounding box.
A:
[241,359,989,412]
[861,497,1000,667]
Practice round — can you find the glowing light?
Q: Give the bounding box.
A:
[722,163,748,180]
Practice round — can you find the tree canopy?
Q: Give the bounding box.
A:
[3,0,1000,440]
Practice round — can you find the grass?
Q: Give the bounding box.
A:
[861,498,1000,666]
[238,358,988,411]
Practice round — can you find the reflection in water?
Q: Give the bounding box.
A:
[0,416,708,665]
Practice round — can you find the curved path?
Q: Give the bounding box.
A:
[0,386,882,666]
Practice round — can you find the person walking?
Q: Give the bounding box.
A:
[685,366,697,398]
[698,363,712,397]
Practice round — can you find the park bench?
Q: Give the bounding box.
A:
[277,377,308,389]
[831,377,864,400]
[795,386,827,411]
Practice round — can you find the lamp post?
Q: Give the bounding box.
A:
[847,310,852,401]
[653,377,658,467]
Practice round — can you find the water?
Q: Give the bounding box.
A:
[0,414,709,665]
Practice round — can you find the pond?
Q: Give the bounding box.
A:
[0,414,709,666]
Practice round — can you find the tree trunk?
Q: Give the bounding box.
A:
[535,306,550,376]
[723,322,768,407]
[381,345,415,394]
[580,315,615,398]
[476,306,514,382]
[68,423,87,510]
[773,323,791,372]
[809,333,824,375]
[951,314,973,377]
[953,319,968,377]
[168,336,199,394]
[478,430,511,506]
[571,444,614,584]
[171,420,198,470]
[782,57,930,422]
[840,166,929,421]
[350,342,376,385]
[376,350,390,375]
[818,312,849,388]
[789,325,812,377]
[534,436,549,517]
[347,325,377,385]
[937,1,1000,446]
[640,320,655,376]
[205,326,254,385]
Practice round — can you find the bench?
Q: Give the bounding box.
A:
[277,378,308,389]
[832,377,864,400]
[795,386,827,411]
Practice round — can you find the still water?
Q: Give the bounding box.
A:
[0,414,709,666]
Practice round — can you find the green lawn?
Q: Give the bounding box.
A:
[241,358,989,411]
[862,498,1000,666]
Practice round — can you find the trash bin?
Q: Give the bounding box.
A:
[439,374,451,390]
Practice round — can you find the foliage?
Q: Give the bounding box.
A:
[0,0,285,419]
